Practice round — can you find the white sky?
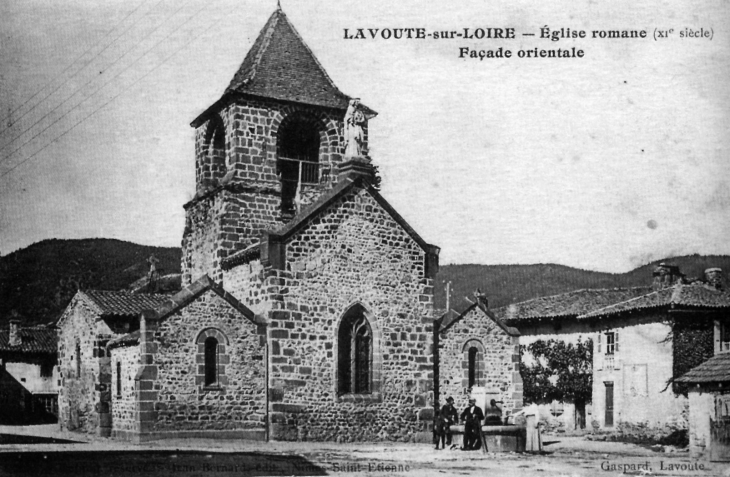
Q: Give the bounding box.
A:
[0,0,728,272]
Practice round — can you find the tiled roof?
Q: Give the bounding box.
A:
[0,326,57,354]
[225,8,352,110]
[437,302,519,337]
[494,287,652,322]
[676,352,730,384]
[577,283,730,319]
[80,290,169,317]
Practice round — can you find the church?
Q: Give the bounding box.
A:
[56,7,521,443]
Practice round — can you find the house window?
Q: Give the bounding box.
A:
[40,361,54,378]
[606,331,618,354]
[277,114,321,214]
[338,305,372,395]
[204,337,218,387]
[720,321,730,352]
[116,361,122,398]
[600,331,619,355]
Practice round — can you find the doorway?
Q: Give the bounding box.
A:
[605,382,614,427]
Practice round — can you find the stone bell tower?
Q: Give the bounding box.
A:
[181,6,377,285]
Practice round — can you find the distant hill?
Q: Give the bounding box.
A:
[0,239,181,327]
[1,239,727,329]
[434,255,730,312]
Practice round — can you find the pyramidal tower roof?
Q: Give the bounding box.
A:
[225,7,351,110]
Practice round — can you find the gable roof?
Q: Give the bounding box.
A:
[0,325,57,354]
[577,283,730,319]
[78,290,169,318]
[493,287,652,323]
[266,174,439,255]
[225,7,351,110]
[146,275,264,326]
[437,301,519,337]
[675,352,730,385]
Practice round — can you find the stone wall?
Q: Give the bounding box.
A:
[57,296,109,434]
[223,259,270,316]
[438,306,521,415]
[110,344,140,433]
[150,290,267,434]
[182,98,359,286]
[262,187,435,442]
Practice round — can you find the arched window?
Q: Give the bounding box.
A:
[116,361,122,398]
[75,341,81,377]
[203,115,226,181]
[468,347,479,388]
[462,340,485,390]
[204,337,218,387]
[195,328,229,390]
[276,114,321,214]
[338,306,372,395]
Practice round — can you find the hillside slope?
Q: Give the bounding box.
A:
[1,239,727,328]
[434,255,730,312]
[0,239,180,327]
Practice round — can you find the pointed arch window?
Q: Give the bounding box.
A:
[338,307,372,395]
[468,346,478,388]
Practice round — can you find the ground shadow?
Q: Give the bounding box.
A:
[0,434,84,445]
[0,450,328,476]
[541,440,560,447]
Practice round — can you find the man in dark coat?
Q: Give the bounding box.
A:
[440,397,459,447]
[460,398,485,450]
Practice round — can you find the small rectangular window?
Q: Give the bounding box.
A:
[721,322,730,352]
[605,332,616,355]
[40,362,54,378]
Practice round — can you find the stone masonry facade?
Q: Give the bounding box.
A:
[259,187,435,442]
[57,296,114,435]
[182,99,365,286]
[437,304,522,415]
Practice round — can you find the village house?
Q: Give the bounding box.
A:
[496,264,730,436]
[0,320,59,424]
[676,334,730,462]
[55,6,519,444]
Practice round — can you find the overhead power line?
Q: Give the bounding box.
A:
[0,5,218,180]
[0,0,152,131]
[0,0,187,155]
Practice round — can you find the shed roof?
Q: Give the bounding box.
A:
[675,352,730,384]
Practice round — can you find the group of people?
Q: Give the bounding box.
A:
[433,397,486,451]
[433,397,543,452]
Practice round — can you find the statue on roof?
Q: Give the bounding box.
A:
[344,99,368,161]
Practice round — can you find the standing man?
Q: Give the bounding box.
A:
[460,398,485,450]
[440,397,459,448]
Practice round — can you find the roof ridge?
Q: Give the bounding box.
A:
[494,285,652,310]
[246,9,281,87]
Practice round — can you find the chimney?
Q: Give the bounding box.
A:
[9,319,21,347]
[704,268,724,290]
[652,263,683,289]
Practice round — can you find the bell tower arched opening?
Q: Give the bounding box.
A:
[276,114,321,214]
